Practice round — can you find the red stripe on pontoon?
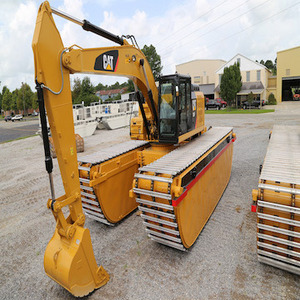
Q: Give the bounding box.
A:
[172,138,233,207]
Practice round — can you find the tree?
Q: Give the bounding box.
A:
[11,89,19,111]
[264,60,274,70]
[72,77,82,103]
[113,93,121,100]
[17,83,34,115]
[257,58,277,75]
[2,88,12,112]
[75,77,98,106]
[141,44,163,80]
[127,79,135,92]
[220,63,242,108]
[32,92,38,110]
[94,82,107,91]
[268,93,277,105]
[247,92,254,108]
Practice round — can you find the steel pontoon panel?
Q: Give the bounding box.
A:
[135,127,233,251]
[139,127,233,176]
[78,140,149,165]
[260,125,300,185]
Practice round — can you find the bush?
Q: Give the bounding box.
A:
[268,93,277,105]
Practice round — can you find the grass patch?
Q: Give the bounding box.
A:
[1,134,37,144]
[205,108,274,114]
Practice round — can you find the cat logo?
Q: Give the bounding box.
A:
[94,50,119,72]
[103,54,113,70]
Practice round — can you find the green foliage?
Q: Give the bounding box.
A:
[11,89,18,111]
[127,79,135,92]
[72,77,82,103]
[2,88,12,111]
[220,62,242,108]
[19,83,34,114]
[248,92,254,104]
[257,58,277,75]
[94,82,107,91]
[113,93,121,100]
[73,77,98,106]
[32,92,38,110]
[268,93,277,105]
[141,44,162,80]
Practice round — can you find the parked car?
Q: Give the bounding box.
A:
[205,99,221,110]
[12,114,23,122]
[32,111,38,116]
[242,99,265,109]
[215,98,227,108]
[4,115,12,122]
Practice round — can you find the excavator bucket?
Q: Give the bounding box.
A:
[44,225,109,297]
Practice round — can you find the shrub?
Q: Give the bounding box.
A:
[268,93,277,105]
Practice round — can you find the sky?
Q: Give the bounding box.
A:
[0,0,300,92]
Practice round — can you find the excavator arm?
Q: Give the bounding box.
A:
[32,1,158,296]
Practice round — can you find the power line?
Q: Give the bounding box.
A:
[156,0,230,45]
[157,0,250,52]
[159,0,271,56]
[163,1,300,70]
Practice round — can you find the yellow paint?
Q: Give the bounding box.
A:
[277,45,300,102]
[176,139,233,248]
[32,2,109,296]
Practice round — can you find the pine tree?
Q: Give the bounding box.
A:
[141,44,162,80]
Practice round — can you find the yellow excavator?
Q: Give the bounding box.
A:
[33,1,235,296]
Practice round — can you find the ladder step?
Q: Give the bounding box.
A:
[78,166,91,171]
[257,200,300,215]
[141,214,177,227]
[82,202,102,213]
[257,212,300,227]
[133,188,172,200]
[257,241,300,259]
[80,184,93,192]
[138,206,175,219]
[257,223,300,239]
[258,183,300,195]
[79,177,90,184]
[258,254,300,276]
[258,249,300,267]
[83,209,105,219]
[149,234,186,251]
[81,197,99,206]
[84,212,114,226]
[143,221,179,235]
[81,191,96,199]
[146,228,181,243]
[257,233,300,249]
[135,173,173,183]
[136,198,173,211]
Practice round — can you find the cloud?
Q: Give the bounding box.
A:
[0,1,37,91]
[1,0,300,91]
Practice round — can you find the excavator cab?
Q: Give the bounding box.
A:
[158,74,196,144]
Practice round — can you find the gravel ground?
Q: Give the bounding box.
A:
[1,103,300,300]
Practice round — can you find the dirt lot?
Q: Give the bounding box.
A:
[1,103,300,299]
